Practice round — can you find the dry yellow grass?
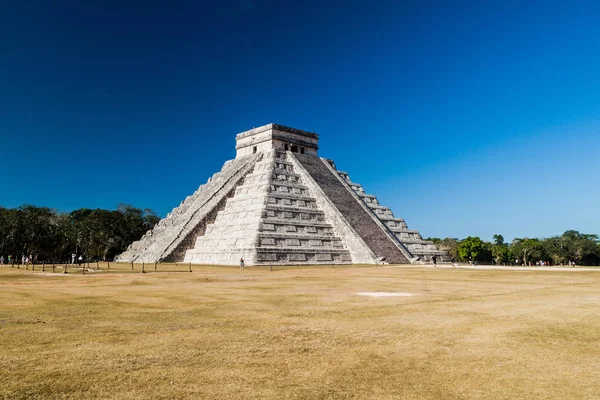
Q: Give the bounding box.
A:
[1,265,599,399]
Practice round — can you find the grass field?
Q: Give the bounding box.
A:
[1,265,599,399]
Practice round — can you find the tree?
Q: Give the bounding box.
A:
[458,236,485,263]
[510,238,544,266]
[0,204,160,263]
[428,237,460,261]
[492,233,509,265]
[560,231,600,265]
[493,234,505,246]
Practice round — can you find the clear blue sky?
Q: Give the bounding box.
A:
[1,0,599,241]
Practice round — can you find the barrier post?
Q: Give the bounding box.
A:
[141,262,145,273]
[189,262,192,272]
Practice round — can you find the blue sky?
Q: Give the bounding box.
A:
[1,0,599,241]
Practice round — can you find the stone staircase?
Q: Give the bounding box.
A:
[183,150,352,265]
[115,153,261,263]
[255,151,352,264]
[293,154,411,264]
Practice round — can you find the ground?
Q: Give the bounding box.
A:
[1,264,599,399]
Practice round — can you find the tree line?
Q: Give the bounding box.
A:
[0,204,160,263]
[429,231,600,266]
[2,204,599,266]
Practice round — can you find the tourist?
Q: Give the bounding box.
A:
[72,253,76,264]
[0,255,4,265]
[432,255,437,267]
[78,255,83,266]
[22,255,26,265]
[240,257,245,270]
[8,255,12,264]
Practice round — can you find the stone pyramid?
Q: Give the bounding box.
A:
[116,124,444,265]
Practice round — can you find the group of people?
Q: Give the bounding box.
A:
[71,253,84,265]
[0,254,32,265]
[0,253,86,266]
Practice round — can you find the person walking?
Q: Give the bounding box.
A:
[432,255,437,267]
[240,257,245,270]
[78,255,83,266]
[0,255,4,265]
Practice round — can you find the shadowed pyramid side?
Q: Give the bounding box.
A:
[292,153,413,264]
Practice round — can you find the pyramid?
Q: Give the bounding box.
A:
[116,124,444,265]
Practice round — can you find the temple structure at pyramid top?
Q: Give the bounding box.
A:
[235,124,320,158]
[116,123,444,265]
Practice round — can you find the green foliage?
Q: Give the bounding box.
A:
[0,205,159,262]
[436,238,460,261]
[510,238,545,265]
[434,232,599,266]
[458,236,483,262]
[2,203,600,266]
[493,234,505,246]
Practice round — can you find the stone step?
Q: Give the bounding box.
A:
[368,204,391,211]
[258,236,344,247]
[377,215,407,223]
[258,232,341,241]
[263,210,325,222]
[255,250,352,264]
[270,181,310,191]
[272,168,301,178]
[266,193,316,203]
[389,227,420,234]
[259,218,332,228]
[357,193,377,199]
[264,204,321,213]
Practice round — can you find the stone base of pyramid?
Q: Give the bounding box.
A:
[117,124,445,266]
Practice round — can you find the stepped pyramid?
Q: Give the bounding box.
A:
[117,124,444,265]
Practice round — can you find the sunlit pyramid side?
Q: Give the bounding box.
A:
[116,124,445,265]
